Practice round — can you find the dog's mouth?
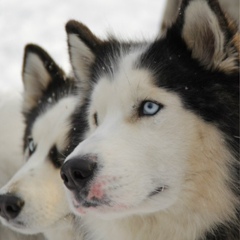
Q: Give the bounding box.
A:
[7,214,74,236]
[1,212,74,234]
[72,195,130,217]
[73,192,110,209]
[71,184,168,215]
[0,217,26,231]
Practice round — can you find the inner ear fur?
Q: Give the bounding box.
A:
[22,44,66,113]
[66,20,103,94]
[175,0,239,73]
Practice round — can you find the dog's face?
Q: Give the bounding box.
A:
[64,62,202,218]
[62,0,239,220]
[0,98,77,234]
[0,45,78,234]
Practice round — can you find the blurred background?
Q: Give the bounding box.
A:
[0,0,167,91]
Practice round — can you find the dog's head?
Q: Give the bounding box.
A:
[0,44,79,234]
[61,0,239,223]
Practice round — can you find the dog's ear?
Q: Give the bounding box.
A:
[160,0,181,35]
[175,0,239,73]
[22,44,66,112]
[66,20,102,94]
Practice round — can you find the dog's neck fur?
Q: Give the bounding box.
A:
[43,216,76,240]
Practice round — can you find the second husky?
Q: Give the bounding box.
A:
[0,45,83,240]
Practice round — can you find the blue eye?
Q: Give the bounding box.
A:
[141,101,162,116]
[28,137,36,155]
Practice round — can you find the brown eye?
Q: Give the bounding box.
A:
[93,112,98,126]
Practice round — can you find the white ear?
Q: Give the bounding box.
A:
[68,33,95,92]
[23,53,51,112]
[22,44,65,112]
[66,20,102,94]
[24,52,51,92]
[181,0,238,73]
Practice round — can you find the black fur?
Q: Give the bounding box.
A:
[65,96,90,158]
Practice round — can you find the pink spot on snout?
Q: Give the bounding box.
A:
[88,181,106,200]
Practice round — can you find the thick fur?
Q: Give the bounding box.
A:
[161,0,240,33]
[0,91,25,188]
[0,45,83,240]
[0,90,44,240]
[63,0,239,239]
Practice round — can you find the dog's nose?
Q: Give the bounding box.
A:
[61,156,97,191]
[0,194,24,220]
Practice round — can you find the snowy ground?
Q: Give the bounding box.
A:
[0,0,166,91]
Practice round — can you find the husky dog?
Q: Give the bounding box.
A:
[0,45,83,240]
[0,91,43,240]
[61,0,239,239]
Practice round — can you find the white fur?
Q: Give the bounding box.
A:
[65,49,237,240]
[0,90,43,240]
[0,90,24,187]
[0,96,82,240]
[68,34,96,93]
[22,53,52,112]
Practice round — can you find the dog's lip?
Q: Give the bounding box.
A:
[149,185,168,197]
[72,186,169,209]
[1,212,74,231]
[1,218,26,229]
[13,220,25,227]
[73,196,109,209]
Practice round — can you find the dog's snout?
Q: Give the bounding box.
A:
[0,194,24,220]
[61,156,97,191]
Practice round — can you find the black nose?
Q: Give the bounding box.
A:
[60,155,97,191]
[0,194,24,220]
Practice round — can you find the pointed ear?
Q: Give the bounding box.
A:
[22,44,66,112]
[177,0,239,73]
[161,0,181,35]
[66,20,102,94]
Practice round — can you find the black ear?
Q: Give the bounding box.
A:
[66,20,102,94]
[22,44,67,112]
[174,0,239,73]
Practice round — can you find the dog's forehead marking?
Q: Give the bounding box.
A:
[92,46,182,114]
[32,96,77,151]
[93,47,150,106]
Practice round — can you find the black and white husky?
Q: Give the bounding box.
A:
[61,0,239,239]
[0,45,83,240]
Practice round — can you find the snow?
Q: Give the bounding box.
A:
[0,0,166,92]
